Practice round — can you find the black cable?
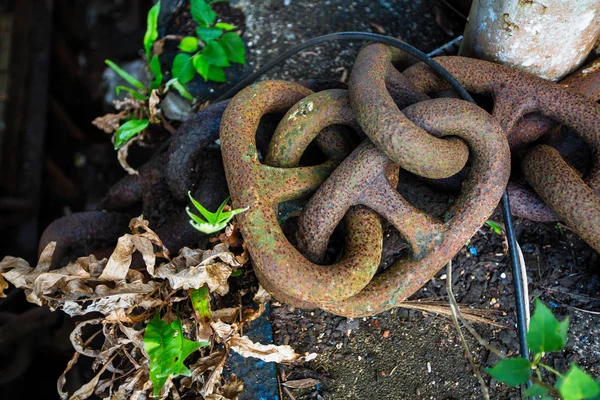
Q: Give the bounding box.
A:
[216,31,528,369]
[216,32,473,103]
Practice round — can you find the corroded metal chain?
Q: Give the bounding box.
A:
[220,44,600,317]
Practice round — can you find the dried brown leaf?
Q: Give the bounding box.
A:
[0,274,8,298]
[58,352,81,399]
[156,244,239,293]
[117,135,140,175]
[199,352,228,398]
[70,318,103,357]
[149,90,161,124]
[242,285,271,324]
[229,336,302,363]
[129,215,171,270]
[99,216,169,280]
[187,350,226,387]
[212,307,240,324]
[69,354,117,400]
[91,111,126,134]
[113,97,142,111]
[112,369,149,400]
[211,320,238,342]
[220,374,244,399]
[283,378,320,390]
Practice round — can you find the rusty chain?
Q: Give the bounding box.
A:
[220,43,600,317]
[37,39,600,317]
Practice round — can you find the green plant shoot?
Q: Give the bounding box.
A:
[143,313,209,395]
[488,299,599,399]
[186,191,248,234]
[175,0,246,83]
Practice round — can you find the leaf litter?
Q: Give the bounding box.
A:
[0,217,315,399]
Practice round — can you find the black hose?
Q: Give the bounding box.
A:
[217,32,528,368]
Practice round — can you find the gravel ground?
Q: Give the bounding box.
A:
[225,1,600,399]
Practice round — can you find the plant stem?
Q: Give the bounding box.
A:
[531,377,562,397]
[539,363,564,378]
[446,260,491,400]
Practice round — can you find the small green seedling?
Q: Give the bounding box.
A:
[485,220,503,235]
[186,191,249,234]
[143,313,209,395]
[172,0,246,84]
[488,299,600,399]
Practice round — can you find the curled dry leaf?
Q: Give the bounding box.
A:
[0,274,8,298]
[91,111,127,134]
[100,216,169,280]
[69,353,117,400]
[229,336,302,363]
[210,320,238,343]
[149,90,161,124]
[199,352,228,398]
[57,351,81,399]
[156,244,240,294]
[212,307,240,324]
[117,135,141,175]
[70,318,103,357]
[112,369,149,400]
[219,374,244,399]
[1,241,161,316]
[113,96,142,111]
[242,285,271,324]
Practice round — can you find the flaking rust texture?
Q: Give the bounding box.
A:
[220,44,600,317]
[461,0,600,81]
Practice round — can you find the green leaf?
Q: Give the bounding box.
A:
[214,22,236,31]
[202,40,230,67]
[186,192,248,234]
[165,78,194,101]
[115,85,148,100]
[144,313,209,396]
[190,286,212,320]
[179,36,199,52]
[149,54,163,89]
[196,27,223,42]
[527,298,569,354]
[192,53,210,80]
[144,1,161,60]
[208,0,231,4]
[524,383,549,397]
[220,32,245,64]
[485,220,503,235]
[114,119,149,149]
[172,53,196,84]
[557,366,600,400]
[489,357,531,386]
[207,65,226,82]
[105,60,146,90]
[230,268,243,277]
[191,0,216,26]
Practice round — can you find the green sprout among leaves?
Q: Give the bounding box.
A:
[186,191,249,234]
[485,219,504,235]
[143,313,210,395]
[488,299,600,399]
[173,0,246,84]
[100,0,245,151]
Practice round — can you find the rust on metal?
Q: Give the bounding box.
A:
[522,145,600,252]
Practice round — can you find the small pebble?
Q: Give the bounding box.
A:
[500,272,507,279]
[427,362,432,373]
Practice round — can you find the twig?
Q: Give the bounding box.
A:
[571,306,600,315]
[440,0,469,20]
[446,260,490,400]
